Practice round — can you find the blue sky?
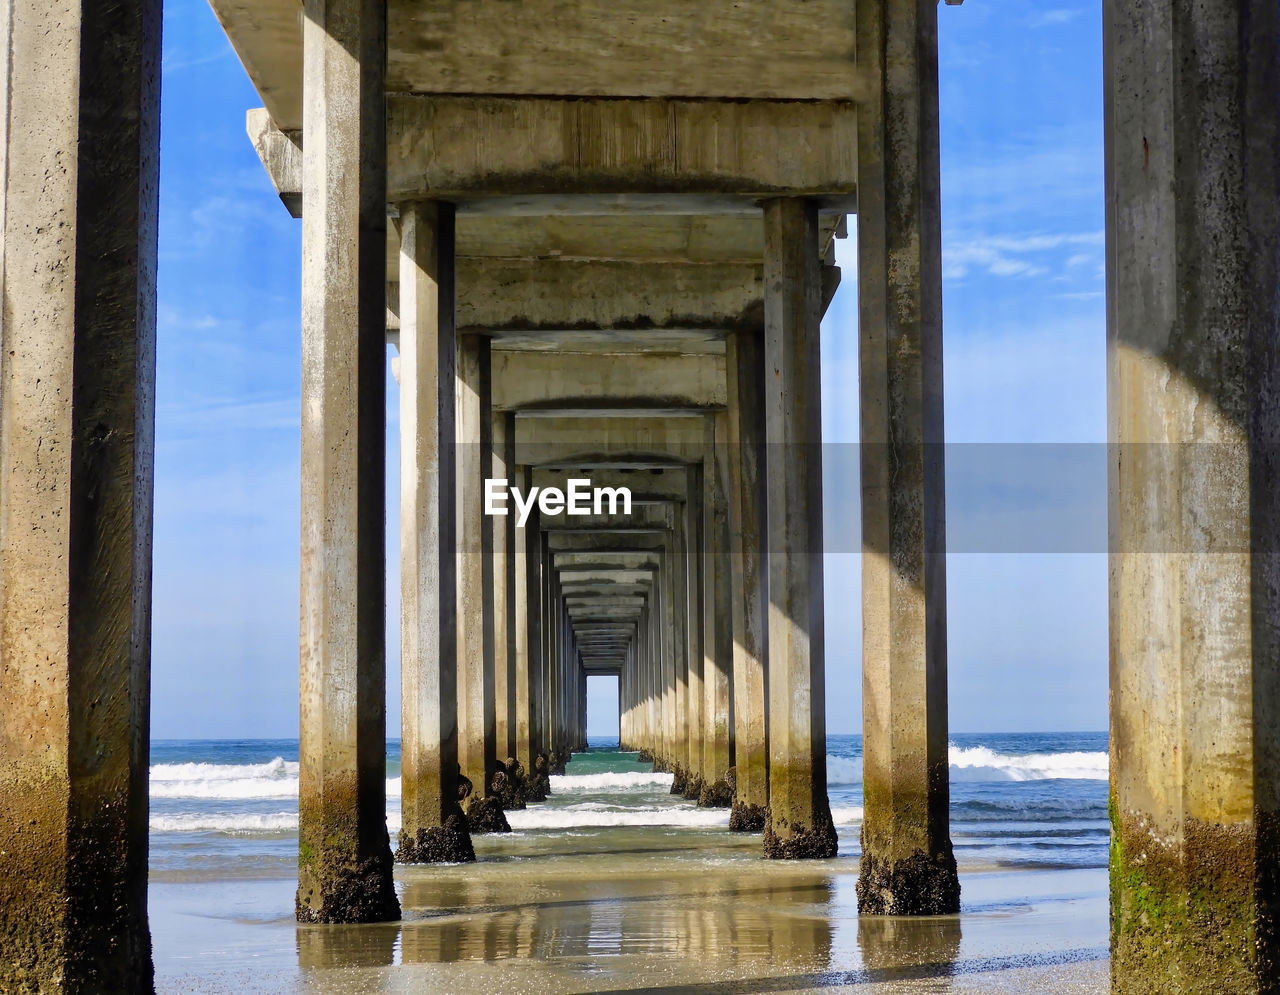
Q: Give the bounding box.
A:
[151,0,1105,739]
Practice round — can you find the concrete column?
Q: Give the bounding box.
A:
[1106,5,1280,989]
[492,412,516,762]
[670,510,693,794]
[854,0,957,907]
[519,493,548,799]
[0,0,160,985]
[701,415,735,807]
[541,535,554,761]
[512,466,532,768]
[683,466,707,799]
[296,0,400,919]
[457,335,506,831]
[396,202,474,865]
[761,198,837,859]
[727,328,770,832]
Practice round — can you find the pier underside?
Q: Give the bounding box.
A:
[3,0,1279,990]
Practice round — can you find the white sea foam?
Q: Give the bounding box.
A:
[149,812,299,833]
[508,805,728,830]
[149,758,403,800]
[151,757,298,782]
[551,771,674,791]
[830,805,864,826]
[947,746,1107,782]
[829,748,1107,785]
[145,744,1107,809]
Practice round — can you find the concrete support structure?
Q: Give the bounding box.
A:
[761,199,838,860]
[0,0,161,985]
[396,201,475,864]
[295,0,399,922]
[1106,5,1280,989]
[456,335,507,832]
[683,467,707,801]
[726,329,770,832]
[853,0,958,915]
[493,413,516,762]
[700,416,735,808]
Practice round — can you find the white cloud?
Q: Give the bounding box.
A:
[1028,8,1083,28]
[942,231,1103,280]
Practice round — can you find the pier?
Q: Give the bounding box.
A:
[1,0,1278,991]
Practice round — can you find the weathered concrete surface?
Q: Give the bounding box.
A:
[761,199,837,861]
[492,351,725,412]
[295,0,399,922]
[1106,3,1280,990]
[854,0,957,914]
[683,466,707,800]
[397,203,473,866]
[456,335,499,823]
[492,413,516,763]
[454,259,762,336]
[247,107,302,217]
[726,330,770,832]
[212,0,867,118]
[700,415,735,808]
[0,0,160,987]
[386,1,863,100]
[513,466,539,776]
[387,97,858,200]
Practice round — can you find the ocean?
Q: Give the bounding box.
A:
[148,732,1109,876]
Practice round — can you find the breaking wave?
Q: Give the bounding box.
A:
[948,746,1107,782]
[551,771,675,791]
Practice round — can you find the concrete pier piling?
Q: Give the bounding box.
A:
[761,198,839,860]
[853,0,959,914]
[700,415,736,808]
[13,0,1280,976]
[295,0,400,921]
[457,334,508,833]
[0,0,161,985]
[727,329,771,833]
[396,201,475,865]
[1106,3,1280,989]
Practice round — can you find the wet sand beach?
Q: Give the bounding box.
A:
[149,744,1109,993]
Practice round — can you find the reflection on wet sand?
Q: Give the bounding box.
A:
[281,831,1108,993]
[857,912,962,975]
[296,832,844,983]
[396,871,837,968]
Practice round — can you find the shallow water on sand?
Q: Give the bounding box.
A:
[149,737,1110,993]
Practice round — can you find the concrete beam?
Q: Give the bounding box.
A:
[387,97,858,199]
[453,258,762,336]
[516,416,706,467]
[492,351,726,412]
[385,0,863,101]
[208,0,304,128]
[0,1,161,985]
[247,108,302,217]
[295,0,400,923]
[533,467,689,504]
